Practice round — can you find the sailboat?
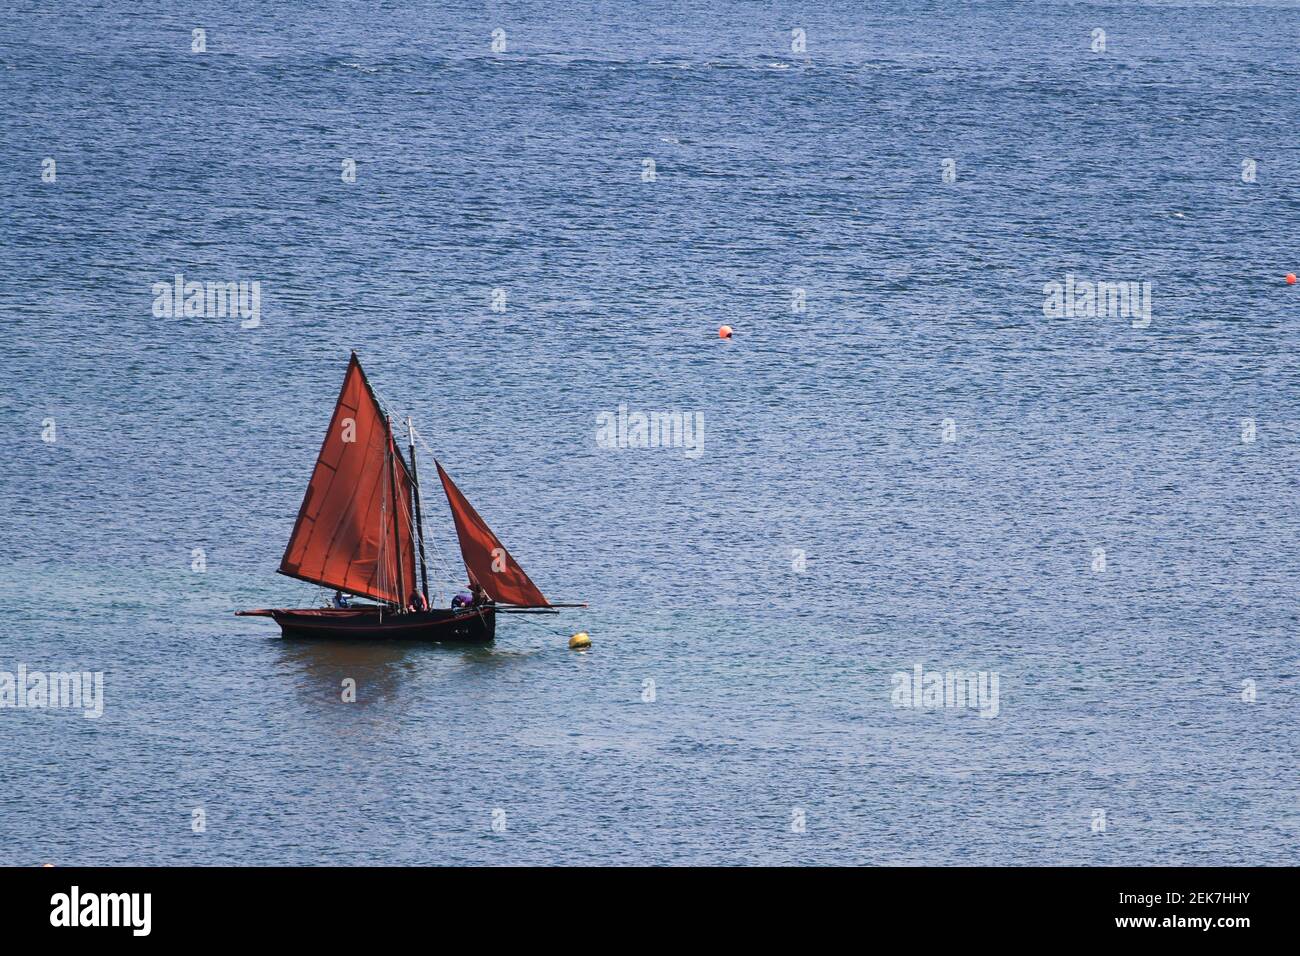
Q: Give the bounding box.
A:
[237,352,575,642]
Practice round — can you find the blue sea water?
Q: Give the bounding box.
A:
[1,1,1298,865]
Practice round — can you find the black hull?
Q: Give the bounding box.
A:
[240,607,496,643]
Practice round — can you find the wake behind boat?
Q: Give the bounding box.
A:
[237,352,581,642]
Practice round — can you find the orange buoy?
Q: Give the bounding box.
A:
[1287,273,1297,285]
[719,325,733,338]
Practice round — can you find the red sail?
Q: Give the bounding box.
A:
[436,461,551,607]
[279,354,418,606]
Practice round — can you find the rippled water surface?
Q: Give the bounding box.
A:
[1,2,1298,865]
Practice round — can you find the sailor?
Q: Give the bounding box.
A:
[470,582,493,607]
[451,591,473,610]
[409,591,428,612]
[332,590,351,609]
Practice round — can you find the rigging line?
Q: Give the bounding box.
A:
[376,500,385,607]
[418,500,461,595]
[363,373,398,416]
[393,455,430,601]
[391,449,460,606]
[368,382,417,440]
[397,446,454,582]
[408,431,466,588]
[371,395,441,574]
[371,439,392,606]
[360,387,459,601]
[509,611,575,641]
[388,447,416,605]
[382,442,406,607]
[379,499,392,606]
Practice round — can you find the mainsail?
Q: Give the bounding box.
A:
[435,461,551,607]
[279,354,419,605]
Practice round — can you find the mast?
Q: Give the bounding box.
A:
[385,415,407,609]
[406,416,431,606]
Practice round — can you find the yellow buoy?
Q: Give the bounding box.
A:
[568,631,591,649]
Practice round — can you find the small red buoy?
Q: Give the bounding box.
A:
[1287,273,1297,285]
[719,325,733,338]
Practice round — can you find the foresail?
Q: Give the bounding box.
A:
[435,461,551,607]
[279,354,418,605]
